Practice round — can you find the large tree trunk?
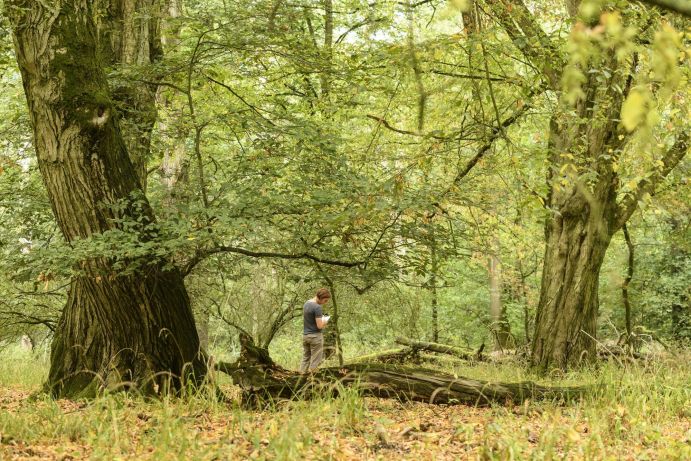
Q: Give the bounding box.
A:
[478,0,687,371]
[8,0,205,398]
[531,206,613,370]
[527,32,626,370]
[49,270,204,397]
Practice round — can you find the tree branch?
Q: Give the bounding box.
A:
[636,0,691,17]
[335,17,386,44]
[429,69,513,82]
[366,114,422,137]
[183,245,363,276]
[482,0,564,89]
[615,132,689,229]
[365,114,463,140]
[0,310,57,332]
[434,88,541,206]
[363,210,404,268]
[203,73,276,126]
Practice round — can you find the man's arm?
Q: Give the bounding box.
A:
[314,304,328,329]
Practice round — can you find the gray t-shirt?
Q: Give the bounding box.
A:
[303,300,323,335]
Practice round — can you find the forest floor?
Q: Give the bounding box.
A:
[0,348,690,460]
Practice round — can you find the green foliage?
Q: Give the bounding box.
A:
[0,0,688,360]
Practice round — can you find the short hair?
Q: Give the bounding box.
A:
[315,288,331,300]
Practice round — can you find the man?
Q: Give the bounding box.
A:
[300,288,331,372]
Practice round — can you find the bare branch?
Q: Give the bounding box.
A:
[430,69,513,82]
[203,73,276,126]
[183,245,363,276]
[335,17,386,44]
[0,310,57,332]
[366,114,447,139]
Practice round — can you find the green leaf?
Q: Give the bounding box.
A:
[621,90,648,132]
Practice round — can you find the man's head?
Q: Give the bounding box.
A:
[315,288,331,305]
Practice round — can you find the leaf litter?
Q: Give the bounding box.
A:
[1,385,689,460]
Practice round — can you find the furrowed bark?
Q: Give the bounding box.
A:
[8,0,205,398]
[531,200,615,369]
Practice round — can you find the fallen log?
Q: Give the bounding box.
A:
[394,337,478,360]
[347,347,420,364]
[215,334,589,407]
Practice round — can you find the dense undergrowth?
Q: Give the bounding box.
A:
[0,345,689,460]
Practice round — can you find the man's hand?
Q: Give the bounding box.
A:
[316,316,330,329]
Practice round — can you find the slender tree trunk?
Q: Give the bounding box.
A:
[514,258,531,344]
[196,308,210,350]
[488,252,510,349]
[157,0,189,197]
[429,228,439,343]
[522,289,531,344]
[512,208,532,344]
[8,0,205,398]
[326,280,344,366]
[315,268,343,366]
[668,222,690,341]
[320,0,333,102]
[621,224,634,338]
[671,304,689,340]
[311,3,343,364]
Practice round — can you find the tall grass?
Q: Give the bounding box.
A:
[1,347,689,460]
[0,347,371,460]
[0,345,49,389]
